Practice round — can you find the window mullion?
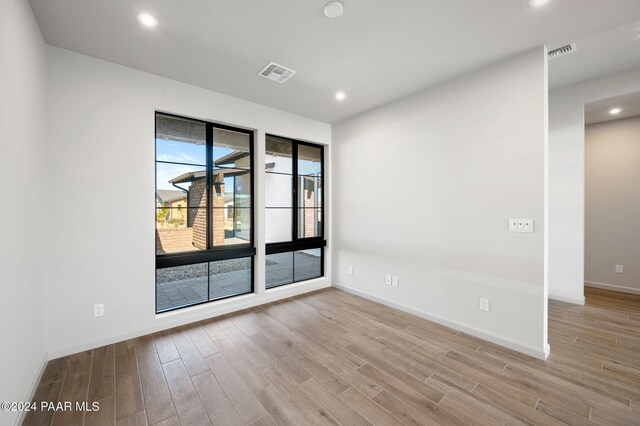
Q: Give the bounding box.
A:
[292,141,298,242]
[206,123,213,249]
[206,123,213,301]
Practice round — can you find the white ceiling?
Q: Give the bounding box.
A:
[549,19,640,90]
[29,0,640,123]
[585,91,640,125]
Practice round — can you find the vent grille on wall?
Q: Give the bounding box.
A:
[258,62,297,83]
[548,44,577,60]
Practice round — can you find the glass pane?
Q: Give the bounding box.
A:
[266,136,293,174]
[298,144,322,176]
[156,263,208,312]
[213,128,251,170]
[156,114,206,166]
[212,208,251,246]
[266,173,292,207]
[266,208,292,243]
[294,249,322,282]
[212,171,251,209]
[297,176,322,209]
[297,208,322,239]
[266,252,293,289]
[156,163,207,209]
[209,258,252,300]
[156,208,207,254]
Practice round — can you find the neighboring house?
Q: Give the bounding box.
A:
[156,189,187,208]
[156,151,252,251]
[156,149,319,252]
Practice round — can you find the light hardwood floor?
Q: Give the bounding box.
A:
[24,287,640,425]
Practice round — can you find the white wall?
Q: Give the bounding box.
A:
[548,67,640,304]
[45,46,331,357]
[265,152,294,243]
[585,116,640,293]
[332,47,549,359]
[0,0,48,424]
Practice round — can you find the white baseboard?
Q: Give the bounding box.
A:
[332,283,550,361]
[585,281,640,295]
[15,351,49,426]
[47,280,331,359]
[549,293,585,305]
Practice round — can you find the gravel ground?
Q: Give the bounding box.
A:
[157,257,276,283]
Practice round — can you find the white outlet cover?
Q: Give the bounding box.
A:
[479,298,490,312]
[509,218,533,233]
[348,266,353,275]
[94,304,104,317]
[615,265,623,274]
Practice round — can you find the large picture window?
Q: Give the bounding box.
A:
[155,113,254,313]
[265,135,325,288]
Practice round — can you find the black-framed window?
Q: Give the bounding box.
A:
[155,113,255,313]
[265,135,325,289]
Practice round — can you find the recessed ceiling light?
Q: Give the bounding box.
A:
[609,108,622,115]
[137,12,158,28]
[324,2,344,18]
[529,0,550,7]
[335,92,346,101]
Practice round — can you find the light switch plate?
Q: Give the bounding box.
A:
[385,275,392,285]
[391,276,399,287]
[615,265,623,274]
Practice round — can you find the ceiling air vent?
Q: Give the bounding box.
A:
[258,62,297,84]
[548,44,577,60]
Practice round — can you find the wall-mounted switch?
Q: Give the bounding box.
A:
[385,275,392,285]
[348,266,353,275]
[392,277,399,287]
[479,298,490,312]
[615,265,623,274]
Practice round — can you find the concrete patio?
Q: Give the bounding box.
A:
[156,250,321,312]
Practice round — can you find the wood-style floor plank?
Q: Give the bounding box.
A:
[204,352,266,424]
[162,359,211,426]
[114,349,145,421]
[23,380,64,426]
[254,384,310,426]
[52,351,93,426]
[83,396,114,426]
[338,386,403,426]
[27,286,640,426]
[39,357,70,385]
[191,371,244,426]
[298,377,372,426]
[137,350,176,425]
[87,345,115,402]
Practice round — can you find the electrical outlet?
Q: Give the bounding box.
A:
[510,218,533,233]
[479,298,490,312]
[385,275,392,285]
[348,266,353,275]
[392,276,399,287]
[615,265,623,274]
[94,303,104,317]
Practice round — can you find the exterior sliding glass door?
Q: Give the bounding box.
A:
[265,135,325,288]
[155,113,254,313]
